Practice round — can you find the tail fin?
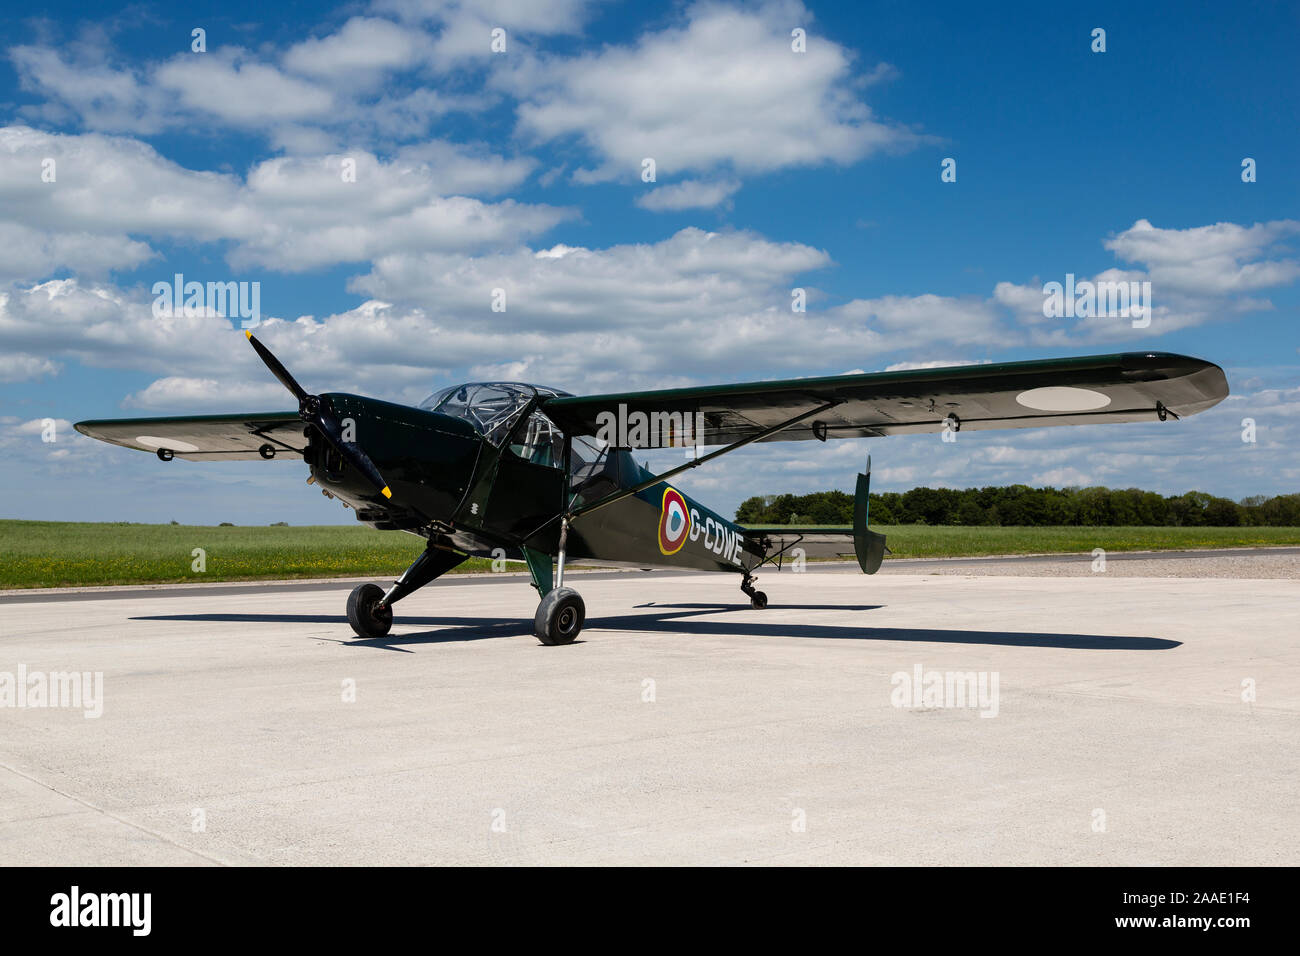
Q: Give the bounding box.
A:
[854,456,887,574]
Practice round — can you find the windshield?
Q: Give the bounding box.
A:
[420,382,570,443]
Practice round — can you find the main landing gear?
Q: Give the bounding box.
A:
[741,573,767,609]
[346,546,466,638]
[535,587,585,645]
[533,515,585,645]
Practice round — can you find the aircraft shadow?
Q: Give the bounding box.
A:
[592,615,1178,650]
[130,612,520,652]
[609,604,1178,649]
[634,602,883,612]
[133,606,1179,651]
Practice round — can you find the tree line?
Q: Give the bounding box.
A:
[735,485,1300,527]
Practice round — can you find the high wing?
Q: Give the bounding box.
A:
[74,412,304,461]
[540,352,1228,446]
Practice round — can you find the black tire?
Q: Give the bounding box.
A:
[534,587,585,645]
[749,591,768,609]
[347,583,393,638]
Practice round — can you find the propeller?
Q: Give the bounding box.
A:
[245,330,392,500]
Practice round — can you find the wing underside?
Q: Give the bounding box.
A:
[541,352,1228,446]
[74,412,305,461]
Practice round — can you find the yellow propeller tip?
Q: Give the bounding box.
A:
[381,487,392,499]
[244,330,252,339]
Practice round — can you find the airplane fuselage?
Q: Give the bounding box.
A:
[311,392,763,575]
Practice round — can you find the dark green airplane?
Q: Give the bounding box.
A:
[76,335,1227,645]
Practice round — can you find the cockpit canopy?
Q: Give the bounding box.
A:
[420,383,570,441]
[420,381,629,494]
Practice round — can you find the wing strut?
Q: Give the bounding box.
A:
[567,400,840,522]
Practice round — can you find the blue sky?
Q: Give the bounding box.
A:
[1,0,1296,524]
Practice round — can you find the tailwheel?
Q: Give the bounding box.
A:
[347,582,393,638]
[535,587,585,645]
[741,574,767,609]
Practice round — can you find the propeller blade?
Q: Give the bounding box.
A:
[243,330,392,500]
[244,330,308,405]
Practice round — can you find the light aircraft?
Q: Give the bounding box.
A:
[76,336,1228,644]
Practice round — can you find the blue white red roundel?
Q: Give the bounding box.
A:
[658,487,691,555]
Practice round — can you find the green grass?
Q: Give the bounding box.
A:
[0,520,491,588]
[806,524,1300,559]
[2,520,1298,589]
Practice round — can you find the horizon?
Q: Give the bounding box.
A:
[1,0,1296,523]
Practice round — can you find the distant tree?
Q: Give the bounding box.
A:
[955,498,986,525]
[1169,491,1213,527]
[768,494,799,523]
[1259,494,1300,526]
[802,490,853,523]
[736,496,769,523]
[902,487,949,525]
[1135,490,1169,525]
[736,484,1300,527]
[873,492,904,524]
[1203,497,1243,526]
[1108,488,1142,526]
[868,494,898,524]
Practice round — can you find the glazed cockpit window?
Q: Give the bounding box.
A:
[568,434,619,501]
[508,409,565,468]
[420,382,570,446]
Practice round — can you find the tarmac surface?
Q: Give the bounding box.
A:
[1,551,1297,866]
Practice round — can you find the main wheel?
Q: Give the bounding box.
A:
[347,583,393,638]
[534,587,585,645]
[749,591,768,609]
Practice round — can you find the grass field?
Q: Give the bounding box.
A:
[744,524,1300,559]
[0,521,464,589]
[842,524,1300,559]
[2,519,1299,589]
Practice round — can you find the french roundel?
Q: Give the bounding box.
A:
[658,487,691,555]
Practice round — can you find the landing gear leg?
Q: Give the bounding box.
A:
[347,546,466,638]
[534,515,584,645]
[741,573,768,610]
